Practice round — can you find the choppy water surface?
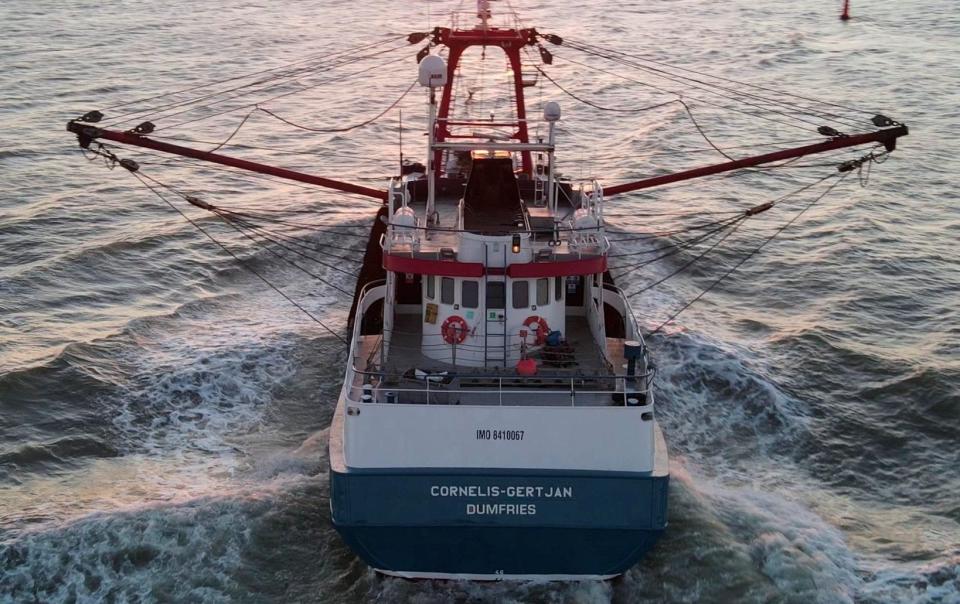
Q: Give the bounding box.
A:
[1,0,958,602]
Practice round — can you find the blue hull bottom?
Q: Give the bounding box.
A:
[336,525,665,578]
[330,468,669,578]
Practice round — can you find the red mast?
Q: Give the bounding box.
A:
[431,16,539,177]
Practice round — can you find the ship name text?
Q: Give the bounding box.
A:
[429,484,573,515]
[430,485,573,498]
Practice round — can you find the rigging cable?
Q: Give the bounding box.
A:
[646,172,852,334]
[211,210,372,237]
[547,50,855,135]
[100,34,408,114]
[125,169,348,344]
[625,217,748,298]
[608,215,745,262]
[103,38,411,128]
[677,99,736,161]
[560,38,868,129]
[120,145,386,204]
[534,66,678,114]
[154,51,413,131]
[211,214,359,287]
[562,37,875,118]
[608,215,750,243]
[134,172,359,287]
[257,79,418,133]
[207,108,257,153]
[622,172,840,295]
[213,212,364,262]
[535,54,874,175]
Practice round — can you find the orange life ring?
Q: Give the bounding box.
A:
[523,315,550,345]
[441,315,469,344]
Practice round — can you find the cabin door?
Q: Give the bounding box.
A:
[484,279,506,367]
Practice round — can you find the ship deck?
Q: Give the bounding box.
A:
[390,186,606,258]
[352,314,633,407]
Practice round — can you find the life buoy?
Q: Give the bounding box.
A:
[441,315,469,344]
[523,315,550,345]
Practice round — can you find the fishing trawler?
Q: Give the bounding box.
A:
[65,1,907,581]
[328,15,669,580]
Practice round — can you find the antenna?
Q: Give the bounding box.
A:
[478,0,491,30]
[544,101,561,215]
[419,55,448,223]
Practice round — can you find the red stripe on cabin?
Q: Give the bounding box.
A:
[383,254,485,277]
[383,254,606,278]
[507,257,607,277]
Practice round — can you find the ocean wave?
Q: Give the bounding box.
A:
[648,329,816,472]
[0,436,119,471]
[0,493,270,603]
[0,290,338,489]
[859,555,960,604]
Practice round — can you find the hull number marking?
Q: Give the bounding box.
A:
[476,429,524,441]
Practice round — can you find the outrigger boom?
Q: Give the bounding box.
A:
[603,124,907,196]
[66,121,388,201]
[66,119,906,202]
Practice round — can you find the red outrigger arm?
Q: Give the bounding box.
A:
[66,121,388,201]
[603,125,908,197]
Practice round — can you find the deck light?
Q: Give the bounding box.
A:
[511,234,521,253]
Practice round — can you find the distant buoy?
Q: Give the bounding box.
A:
[840,0,851,21]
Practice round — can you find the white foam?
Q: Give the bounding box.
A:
[858,556,960,604]
[251,429,329,480]
[376,573,613,604]
[639,330,960,603]
[110,335,298,462]
[0,490,270,603]
[703,481,860,603]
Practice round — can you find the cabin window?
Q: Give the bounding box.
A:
[426,275,435,300]
[536,278,549,306]
[462,280,479,308]
[486,282,505,309]
[555,276,563,301]
[512,280,529,309]
[441,277,455,304]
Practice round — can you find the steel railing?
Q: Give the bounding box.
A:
[344,269,656,409]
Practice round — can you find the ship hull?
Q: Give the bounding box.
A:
[329,465,669,579]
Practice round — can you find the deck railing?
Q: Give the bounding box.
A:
[346,269,655,408]
[345,367,656,408]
